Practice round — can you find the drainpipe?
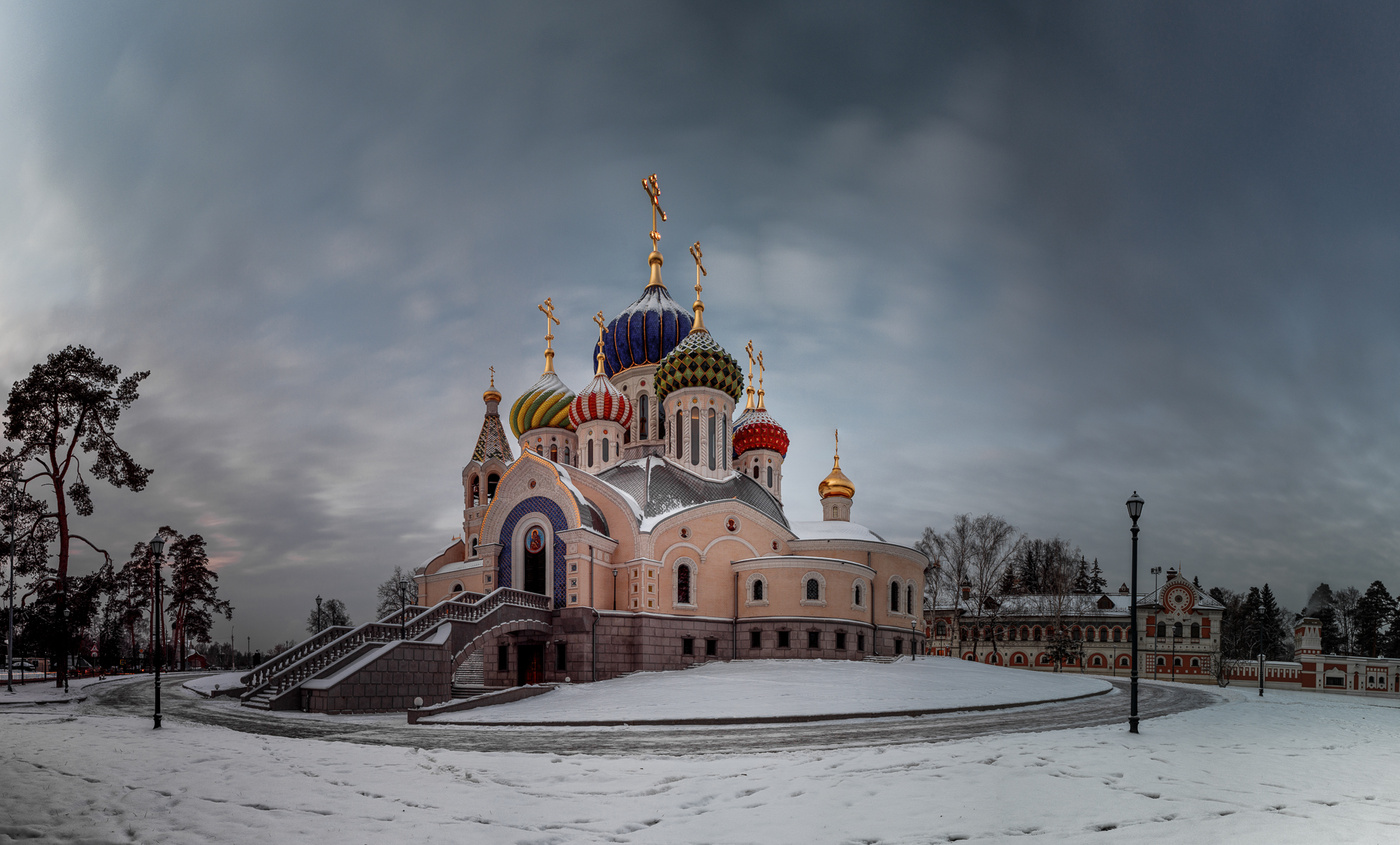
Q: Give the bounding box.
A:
[589,546,596,682]
[733,571,739,661]
[869,551,877,655]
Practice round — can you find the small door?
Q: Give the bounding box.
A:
[518,644,545,686]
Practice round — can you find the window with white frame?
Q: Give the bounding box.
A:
[800,572,826,607]
[673,557,697,607]
[746,573,769,606]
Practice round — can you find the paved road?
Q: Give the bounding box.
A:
[82,674,1220,757]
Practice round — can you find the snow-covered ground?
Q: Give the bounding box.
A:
[0,673,115,704]
[5,667,1400,843]
[425,658,1110,723]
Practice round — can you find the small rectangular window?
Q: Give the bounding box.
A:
[807,630,820,649]
[777,630,790,648]
[750,630,761,649]
[895,638,903,655]
[857,634,865,652]
[835,632,847,650]
[497,644,508,672]
[705,638,717,656]
[555,643,567,671]
[682,637,694,655]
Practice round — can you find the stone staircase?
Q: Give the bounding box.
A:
[862,655,901,664]
[451,650,498,699]
[239,587,551,711]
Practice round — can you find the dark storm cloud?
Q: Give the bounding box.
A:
[2,1,1399,645]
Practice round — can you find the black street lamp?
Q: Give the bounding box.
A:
[399,579,414,638]
[149,532,165,729]
[315,595,323,634]
[1126,492,1144,734]
[6,487,15,694]
[910,618,917,661]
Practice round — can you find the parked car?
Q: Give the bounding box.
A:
[8,660,36,671]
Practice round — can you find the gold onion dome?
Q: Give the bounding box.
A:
[510,370,576,437]
[818,433,855,499]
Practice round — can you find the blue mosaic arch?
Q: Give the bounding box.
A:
[497,495,570,609]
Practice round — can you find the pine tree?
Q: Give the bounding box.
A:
[1315,605,1344,655]
[1088,559,1107,593]
[1354,581,1394,658]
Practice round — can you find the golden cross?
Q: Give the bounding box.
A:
[743,340,756,409]
[643,174,667,250]
[756,350,766,408]
[538,297,560,374]
[592,311,608,375]
[835,428,840,457]
[687,240,708,332]
[489,365,496,389]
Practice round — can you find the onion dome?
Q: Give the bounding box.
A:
[654,329,744,404]
[596,251,694,377]
[570,346,635,429]
[733,407,789,457]
[818,431,855,499]
[510,370,576,437]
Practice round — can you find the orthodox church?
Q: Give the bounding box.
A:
[412,178,929,686]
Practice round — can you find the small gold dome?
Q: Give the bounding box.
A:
[818,455,855,499]
[483,386,502,404]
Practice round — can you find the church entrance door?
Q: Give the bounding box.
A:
[523,527,547,595]
[518,643,545,686]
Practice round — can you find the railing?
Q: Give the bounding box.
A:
[241,626,351,688]
[239,587,549,705]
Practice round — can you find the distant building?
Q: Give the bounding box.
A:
[927,569,1223,682]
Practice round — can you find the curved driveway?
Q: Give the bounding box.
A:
[84,674,1220,757]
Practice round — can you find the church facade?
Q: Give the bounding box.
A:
[413,185,928,687]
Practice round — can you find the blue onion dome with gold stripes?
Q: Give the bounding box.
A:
[653,329,745,405]
[596,270,694,377]
[509,370,577,437]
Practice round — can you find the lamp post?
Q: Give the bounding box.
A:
[6,486,14,694]
[911,618,917,660]
[62,607,70,694]
[399,579,411,638]
[315,595,323,634]
[1150,566,1162,679]
[149,532,165,729]
[1126,492,1144,734]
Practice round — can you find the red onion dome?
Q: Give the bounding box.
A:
[569,373,634,429]
[732,407,789,458]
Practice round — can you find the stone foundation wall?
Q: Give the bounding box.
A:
[302,641,452,714]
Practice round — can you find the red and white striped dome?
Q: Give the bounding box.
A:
[569,373,634,429]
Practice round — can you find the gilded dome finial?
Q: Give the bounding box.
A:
[538,297,560,374]
[756,350,766,410]
[644,174,667,289]
[688,241,708,333]
[743,340,756,410]
[592,310,608,377]
[818,428,855,499]
[483,365,502,404]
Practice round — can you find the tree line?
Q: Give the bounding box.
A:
[2,345,231,681]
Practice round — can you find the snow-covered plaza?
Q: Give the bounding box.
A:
[3,658,1399,843]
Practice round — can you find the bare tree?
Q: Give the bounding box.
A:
[1334,586,1361,654]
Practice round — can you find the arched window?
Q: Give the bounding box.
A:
[1085,627,1095,642]
[721,415,728,468]
[1173,622,1183,638]
[1033,627,1042,641]
[602,436,610,463]
[806,578,820,601]
[470,475,480,506]
[890,580,900,612]
[487,473,499,502]
[1156,622,1166,638]
[708,409,717,470]
[1156,656,1165,666]
[469,537,478,557]
[1173,656,1182,667]
[854,581,864,607]
[677,563,692,605]
[1190,658,1200,667]
[550,443,558,462]
[752,579,765,601]
[639,394,650,440]
[675,410,683,458]
[1091,655,1103,666]
[658,405,665,439]
[754,464,760,479]
[563,444,570,465]
[1119,655,1131,667]
[451,583,463,593]
[1113,627,1122,642]
[767,465,773,488]
[587,438,595,467]
[1020,626,1030,640]
[906,585,914,615]
[623,427,630,445]
[1191,622,1200,639]
[935,621,946,637]
[690,408,701,466]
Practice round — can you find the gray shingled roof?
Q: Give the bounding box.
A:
[598,458,790,530]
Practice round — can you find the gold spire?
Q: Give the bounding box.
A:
[688,241,707,333]
[538,297,560,374]
[483,365,501,404]
[643,174,667,289]
[743,340,756,410]
[592,310,608,377]
[756,350,766,410]
[818,428,855,499]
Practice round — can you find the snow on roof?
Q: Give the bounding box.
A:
[790,520,886,543]
[936,593,1137,617]
[418,539,463,571]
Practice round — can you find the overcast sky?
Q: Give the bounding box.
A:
[4,1,1400,648]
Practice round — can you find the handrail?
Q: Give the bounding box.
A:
[240,587,551,704]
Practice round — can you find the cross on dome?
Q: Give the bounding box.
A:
[689,241,707,333]
[643,173,667,252]
[592,310,608,376]
[538,297,560,374]
[744,340,757,410]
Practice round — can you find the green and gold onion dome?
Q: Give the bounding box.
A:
[510,370,577,437]
[653,329,744,405]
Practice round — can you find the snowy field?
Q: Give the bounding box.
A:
[4,668,1400,843]
[424,658,1111,723]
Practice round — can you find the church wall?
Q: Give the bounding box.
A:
[302,640,452,715]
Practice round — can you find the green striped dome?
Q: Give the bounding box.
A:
[653,329,744,405]
[510,371,577,437]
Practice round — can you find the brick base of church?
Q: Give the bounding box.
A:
[475,609,926,686]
